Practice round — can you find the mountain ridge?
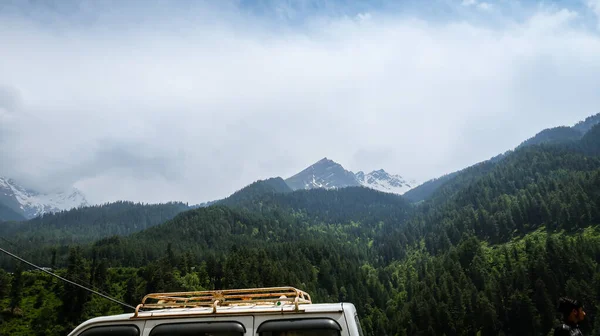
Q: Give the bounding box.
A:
[0,176,89,220]
[403,112,600,203]
[285,157,416,195]
[4,112,600,335]
[0,200,191,247]
[285,157,360,190]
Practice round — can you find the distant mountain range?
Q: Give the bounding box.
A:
[1,155,416,221]
[0,201,191,246]
[191,159,416,209]
[0,177,88,220]
[3,112,598,221]
[285,157,417,195]
[4,110,600,335]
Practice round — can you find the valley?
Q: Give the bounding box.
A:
[1,114,600,335]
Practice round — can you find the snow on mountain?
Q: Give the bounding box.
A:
[285,158,361,191]
[285,158,417,195]
[0,176,88,219]
[355,169,417,195]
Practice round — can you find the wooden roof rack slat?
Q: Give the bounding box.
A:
[133,286,312,318]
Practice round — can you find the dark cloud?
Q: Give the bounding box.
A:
[88,140,183,181]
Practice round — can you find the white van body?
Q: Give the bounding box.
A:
[67,287,365,336]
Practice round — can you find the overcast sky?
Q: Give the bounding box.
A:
[1,0,600,204]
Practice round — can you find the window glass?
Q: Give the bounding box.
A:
[258,318,341,336]
[149,321,246,336]
[79,325,139,336]
[260,329,339,336]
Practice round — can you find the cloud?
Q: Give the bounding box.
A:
[0,86,21,113]
[589,0,600,28]
[461,0,493,12]
[477,3,493,11]
[0,86,22,167]
[0,1,599,203]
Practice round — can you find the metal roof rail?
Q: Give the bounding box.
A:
[133,286,312,318]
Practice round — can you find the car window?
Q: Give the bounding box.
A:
[78,325,140,336]
[260,330,339,336]
[149,321,246,336]
[257,318,341,336]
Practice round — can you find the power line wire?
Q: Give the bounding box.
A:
[0,236,112,300]
[0,245,138,311]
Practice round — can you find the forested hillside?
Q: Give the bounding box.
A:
[402,171,458,203]
[219,184,411,226]
[2,187,411,270]
[404,113,600,204]
[2,125,600,335]
[517,126,583,148]
[217,177,293,207]
[0,201,191,268]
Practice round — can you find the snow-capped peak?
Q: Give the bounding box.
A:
[285,158,417,195]
[355,169,417,195]
[285,157,360,190]
[0,176,88,219]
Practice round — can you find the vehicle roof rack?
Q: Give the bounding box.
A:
[133,286,312,318]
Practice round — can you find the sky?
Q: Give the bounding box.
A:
[1,0,600,204]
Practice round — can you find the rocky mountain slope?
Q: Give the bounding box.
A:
[285,157,416,195]
[0,177,88,220]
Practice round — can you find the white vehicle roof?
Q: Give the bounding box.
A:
[77,302,345,323]
[68,287,355,336]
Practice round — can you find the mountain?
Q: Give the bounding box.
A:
[578,122,600,155]
[217,184,410,226]
[517,126,582,148]
[285,157,416,195]
[377,127,600,257]
[573,112,600,133]
[218,177,293,207]
[402,151,507,203]
[0,177,88,219]
[404,112,600,203]
[0,202,25,222]
[58,185,411,270]
[355,169,416,194]
[285,158,360,190]
[5,115,600,335]
[518,112,600,149]
[187,178,293,210]
[191,200,218,208]
[0,201,191,249]
[402,171,459,203]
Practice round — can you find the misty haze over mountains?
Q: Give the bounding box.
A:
[3,1,600,334]
[2,0,600,206]
[2,112,599,221]
[0,177,88,220]
[0,157,413,219]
